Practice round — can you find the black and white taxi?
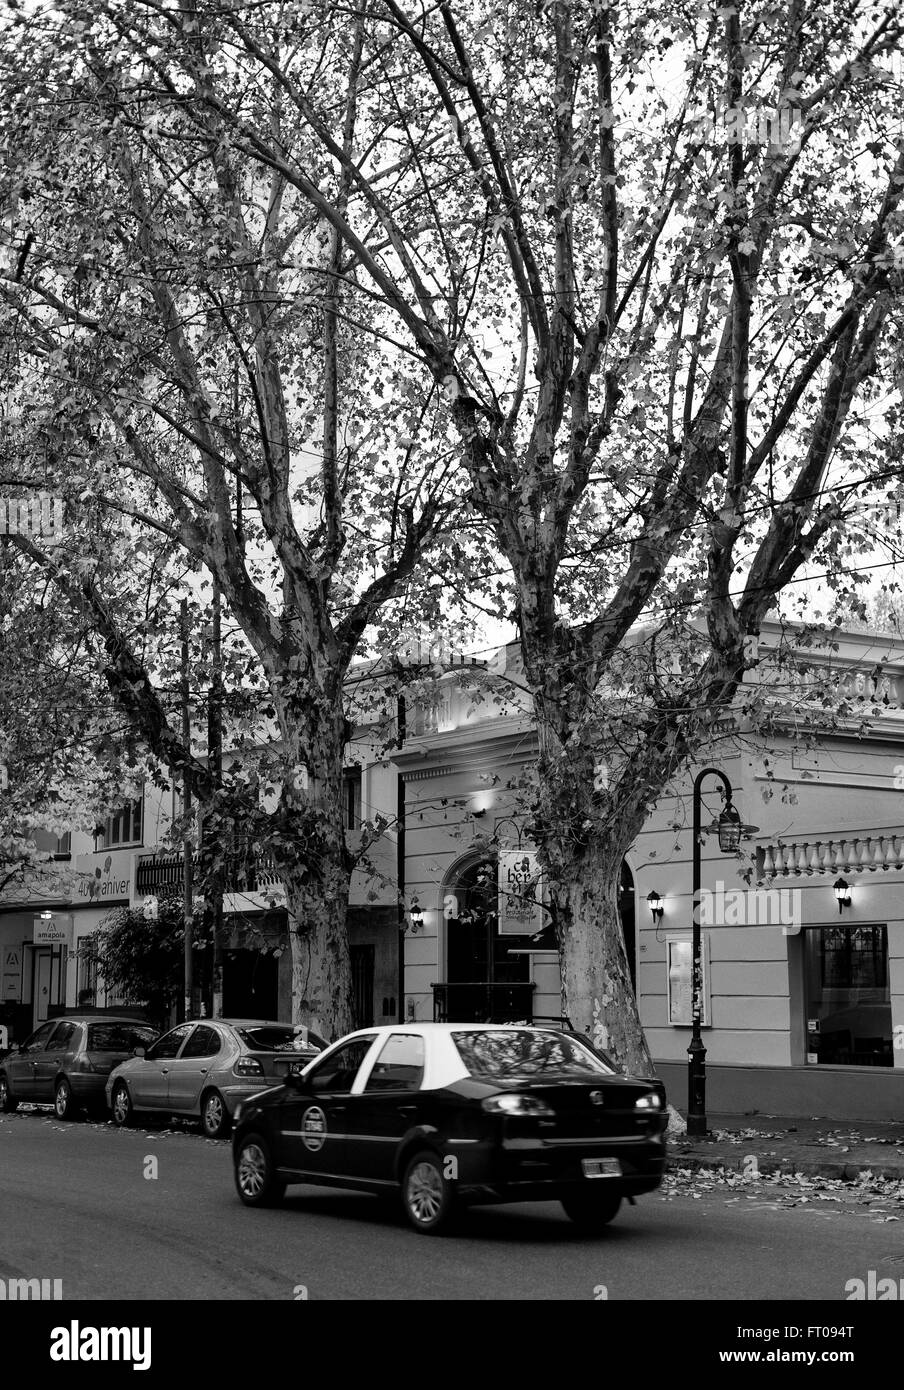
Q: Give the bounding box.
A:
[232,1023,668,1233]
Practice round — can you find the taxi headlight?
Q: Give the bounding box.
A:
[482,1094,555,1117]
[634,1093,663,1110]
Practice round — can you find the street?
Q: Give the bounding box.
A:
[1,1109,900,1302]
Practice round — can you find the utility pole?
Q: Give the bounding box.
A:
[180,598,194,1022]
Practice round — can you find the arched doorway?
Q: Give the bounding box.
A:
[438,854,537,1022]
[619,859,637,996]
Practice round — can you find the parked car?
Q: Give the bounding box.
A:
[0,1015,159,1120]
[106,1018,328,1138]
[231,1023,668,1233]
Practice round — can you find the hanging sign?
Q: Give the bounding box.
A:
[498,850,545,936]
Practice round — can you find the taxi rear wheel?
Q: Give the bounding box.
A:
[561,1188,622,1230]
[401,1150,457,1235]
[235,1134,286,1207]
[0,1075,18,1113]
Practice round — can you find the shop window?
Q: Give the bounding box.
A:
[804,925,893,1066]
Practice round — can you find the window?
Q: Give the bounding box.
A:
[343,768,362,831]
[47,1022,79,1051]
[234,1025,327,1054]
[19,1022,57,1054]
[307,1036,375,1094]
[77,937,98,1008]
[145,1023,193,1062]
[364,1033,425,1092]
[95,796,143,850]
[804,925,893,1066]
[452,1029,612,1079]
[31,828,71,859]
[86,1023,157,1053]
[181,1025,222,1060]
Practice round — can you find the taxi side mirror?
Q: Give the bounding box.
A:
[286,1062,307,1087]
[131,1046,146,1058]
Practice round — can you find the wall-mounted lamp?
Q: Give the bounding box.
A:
[833,877,851,913]
[647,890,664,923]
[39,910,53,921]
[408,897,424,933]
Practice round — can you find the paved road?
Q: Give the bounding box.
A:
[0,1108,900,1301]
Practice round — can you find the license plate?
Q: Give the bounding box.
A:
[582,1158,621,1178]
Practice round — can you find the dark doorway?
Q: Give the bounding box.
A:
[619,859,637,995]
[442,857,535,1022]
[350,944,375,1029]
[222,948,278,1020]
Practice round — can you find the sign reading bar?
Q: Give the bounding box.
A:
[498,850,545,936]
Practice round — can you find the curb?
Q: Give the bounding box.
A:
[667,1153,904,1181]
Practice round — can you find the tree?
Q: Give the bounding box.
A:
[0,3,463,1035]
[93,901,196,1027]
[72,0,904,1068]
[0,542,150,899]
[4,1,904,1064]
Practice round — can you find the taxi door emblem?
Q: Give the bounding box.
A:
[301,1105,327,1151]
[590,1091,604,1106]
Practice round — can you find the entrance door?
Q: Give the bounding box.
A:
[33,949,54,1027]
[350,945,375,1030]
[445,858,534,1022]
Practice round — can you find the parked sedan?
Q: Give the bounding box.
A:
[106,1018,328,1137]
[0,1016,159,1120]
[232,1024,668,1233]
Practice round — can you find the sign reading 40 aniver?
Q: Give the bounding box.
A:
[498,850,545,936]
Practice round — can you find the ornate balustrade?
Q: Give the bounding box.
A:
[757,834,904,880]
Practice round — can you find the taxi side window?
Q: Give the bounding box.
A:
[307,1037,375,1094]
[364,1034,425,1093]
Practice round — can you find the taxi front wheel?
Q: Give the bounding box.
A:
[401,1150,457,1235]
[235,1134,286,1207]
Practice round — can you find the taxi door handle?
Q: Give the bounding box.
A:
[331,1104,346,1114]
[199,1068,208,1074]
[398,1105,416,1117]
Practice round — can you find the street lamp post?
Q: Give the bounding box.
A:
[688,767,743,1137]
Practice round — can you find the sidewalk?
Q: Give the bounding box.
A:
[669,1113,904,1181]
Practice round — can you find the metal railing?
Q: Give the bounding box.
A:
[431,981,536,1024]
[136,851,281,897]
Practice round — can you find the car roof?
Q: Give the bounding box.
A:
[52,1015,154,1025]
[215,1018,302,1028]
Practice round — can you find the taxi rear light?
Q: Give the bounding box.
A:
[234,1056,264,1078]
[482,1094,555,1117]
